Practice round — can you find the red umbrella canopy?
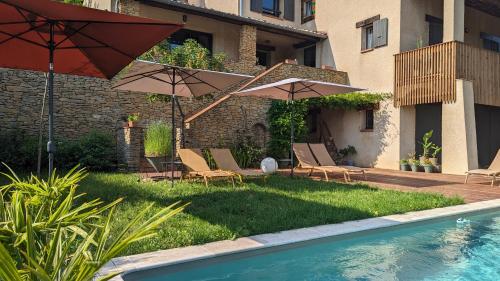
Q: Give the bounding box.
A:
[0,0,182,79]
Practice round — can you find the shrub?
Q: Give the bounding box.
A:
[78,130,116,171]
[144,121,172,157]
[267,100,309,159]
[0,130,39,171]
[0,129,116,172]
[141,39,227,71]
[231,138,264,169]
[0,166,186,281]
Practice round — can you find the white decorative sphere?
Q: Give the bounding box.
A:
[261,157,278,174]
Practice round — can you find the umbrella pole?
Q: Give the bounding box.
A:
[290,84,295,177]
[171,69,176,188]
[47,22,55,179]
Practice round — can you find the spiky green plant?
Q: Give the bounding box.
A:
[144,121,172,157]
[0,166,187,281]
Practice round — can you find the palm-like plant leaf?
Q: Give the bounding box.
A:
[0,166,187,281]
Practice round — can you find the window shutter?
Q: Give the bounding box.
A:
[250,0,262,12]
[374,18,388,47]
[284,0,295,21]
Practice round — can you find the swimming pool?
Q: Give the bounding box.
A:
[124,209,500,281]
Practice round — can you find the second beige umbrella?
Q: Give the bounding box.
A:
[114,60,253,186]
[233,78,365,176]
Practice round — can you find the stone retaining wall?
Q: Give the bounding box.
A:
[0,62,348,169]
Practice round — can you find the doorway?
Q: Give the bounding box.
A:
[415,103,442,157]
[475,104,500,168]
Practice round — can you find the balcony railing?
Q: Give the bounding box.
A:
[394,41,500,107]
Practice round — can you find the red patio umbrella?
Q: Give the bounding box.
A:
[0,0,181,176]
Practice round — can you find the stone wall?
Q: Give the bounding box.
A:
[116,127,143,171]
[0,61,348,147]
[185,62,350,148]
[119,0,140,16]
[0,0,350,169]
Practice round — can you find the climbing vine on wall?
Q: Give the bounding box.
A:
[267,92,390,158]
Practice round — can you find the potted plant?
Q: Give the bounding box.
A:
[419,130,434,163]
[408,153,420,172]
[144,121,172,173]
[422,158,434,173]
[410,160,420,172]
[127,113,140,127]
[339,145,357,166]
[400,159,410,171]
[429,144,442,166]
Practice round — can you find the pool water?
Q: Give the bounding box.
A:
[125,210,500,281]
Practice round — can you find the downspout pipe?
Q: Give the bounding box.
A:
[239,0,244,16]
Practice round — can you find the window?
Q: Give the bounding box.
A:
[363,109,374,131]
[484,39,500,52]
[256,50,271,68]
[426,15,443,46]
[481,33,500,53]
[303,45,316,67]
[169,29,213,53]
[262,0,279,16]
[302,0,315,23]
[357,16,388,52]
[364,25,374,50]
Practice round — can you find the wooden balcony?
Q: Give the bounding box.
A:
[394,41,500,107]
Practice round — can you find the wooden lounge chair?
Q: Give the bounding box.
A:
[304,143,367,182]
[465,149,500,186]
[293,143,348,182]
[210,148,266,182]
[178,148,236,187]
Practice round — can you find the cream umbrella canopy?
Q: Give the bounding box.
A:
[113,60,253,185]
[233,78,365,176]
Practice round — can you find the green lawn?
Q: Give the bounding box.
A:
[76,173,463,256]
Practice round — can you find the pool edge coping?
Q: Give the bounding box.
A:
[98,199,500,281]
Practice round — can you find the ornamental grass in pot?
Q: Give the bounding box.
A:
[144,121,172,173]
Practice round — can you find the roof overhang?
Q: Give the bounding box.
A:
[140,0,327,42]
[466,0,500,18]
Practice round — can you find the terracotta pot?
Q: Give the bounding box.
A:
[419,156,428,163]
[128,121,135,128]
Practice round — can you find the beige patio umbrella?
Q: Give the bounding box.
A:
[113,60,253,185]
[233,78,365,176]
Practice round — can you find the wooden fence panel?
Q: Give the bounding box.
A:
[394,42,457,107]
[457,42,500,107]
[395,41,500,107]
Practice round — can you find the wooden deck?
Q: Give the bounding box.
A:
[291,168,500,203]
